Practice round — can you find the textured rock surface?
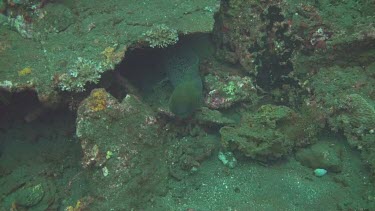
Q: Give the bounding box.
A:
[220,105,299,161]
[76,89,168,209]
[0,0,218,103]
[296,141,343,173]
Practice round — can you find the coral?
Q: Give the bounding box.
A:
[57,46,124,92]
[223,81,236,96]
[66,199,86,211]
[0,80,13,90]
[101,47,115,63]
[204,74,258,109]
[87,89,108,112]
[101,46,125,68]
[18,67,32,76]
[7,15,34,38]
[142,24,179,48]
[57,57,105,92]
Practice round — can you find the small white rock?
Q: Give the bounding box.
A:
[102,166,109,177]
[314,168,327,177]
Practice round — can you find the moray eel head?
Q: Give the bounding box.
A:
[168,79,202,118]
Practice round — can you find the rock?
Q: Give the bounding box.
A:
[314,168,328,177]
[195,107,236,126]
[220,105,297,162]
[0,0,218,103]
[218,151,237,169]
[14,183,44,207]
[76,89,168,209]
[204,74,258,109]
[296,141,343,173]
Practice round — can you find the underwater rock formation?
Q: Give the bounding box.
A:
[296,141,343,173]
[204,73,258,109]
[308,65,375,175]
[213,0,297,89]
[76,89,168,210]
[220,104,319,162]
[0,0,218,104]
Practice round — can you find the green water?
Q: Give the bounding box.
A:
[0,0,375,210]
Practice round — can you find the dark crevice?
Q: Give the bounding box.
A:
[254,6,299,90]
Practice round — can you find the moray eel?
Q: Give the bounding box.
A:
[164,45,203,118]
